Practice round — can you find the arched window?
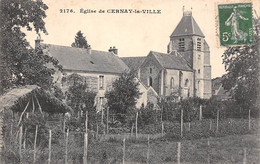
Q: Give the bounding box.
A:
[185,79,189,87]
[149,68,152,74]
[149,76,153,87]
[170,77,174,89]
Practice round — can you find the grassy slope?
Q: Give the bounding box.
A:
[88,133,260,164]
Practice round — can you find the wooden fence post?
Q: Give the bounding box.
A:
[209,119,212,130]
[123,138,126,164]
[248,110,251,131]
[177,142,181,164]
[131,124,134,136]
[63,118,66,139]
[33,125,38,164]
[83,111,88,164]
[85,111,88,133]
[161,122,164,137]
[216,110,219,133]
[135,112,138,139]
[147,135,150,164]
[106,107,109,134]
[83,133,88,164]
[96,124,99,139]
[199,105,202,121]
[243,148,247,164]
[207,138,210,163]
[48,130,52,164]
[180,110,183,138]
[19,126,23,161]
[65,129,69,164]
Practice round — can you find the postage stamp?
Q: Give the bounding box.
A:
[218,3,254,46]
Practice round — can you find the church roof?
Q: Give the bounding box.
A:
[149,51,193,71]
[170,12,204,37]
[41,44,129,74]
[120,57,146,72]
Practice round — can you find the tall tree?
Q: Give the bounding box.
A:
[71,30,89,48]
[221,16,259,112]
[0,0,61,93]
[105,71,141,123]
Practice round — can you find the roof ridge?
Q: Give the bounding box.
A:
[41,43,112,54]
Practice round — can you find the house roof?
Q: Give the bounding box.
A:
[41,44,129,74]
[212,77,232,100]
[120,57,146,72]
[170,12,204,37]
[149,51,193,71]
[0,85,72,113]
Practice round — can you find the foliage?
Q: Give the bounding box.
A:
[71,30,90,48]
[221,17,260,111]
[138,103,160,127]
[64,73,96,115]
[63,73,97,131]
[105,70,141,123]
[0,0,62,93]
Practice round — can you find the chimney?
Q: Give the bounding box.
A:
[87,45,91,54]
[108,46,118,55]
[35,34,43,50]
[171,50,178,56]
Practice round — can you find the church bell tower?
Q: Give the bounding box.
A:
[167,10,212,98]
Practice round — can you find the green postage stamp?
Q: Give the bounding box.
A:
[218,3,254,46]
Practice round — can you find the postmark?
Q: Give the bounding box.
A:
[218,3,254,46]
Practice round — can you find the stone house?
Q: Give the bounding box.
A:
[37,42,153,111]
[37,43,129,111]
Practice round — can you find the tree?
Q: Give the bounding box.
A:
[64,73,96,114]
[0,0,62,93]
[105,71,141,123]
[71,30,89,48]
[221,16,259,113]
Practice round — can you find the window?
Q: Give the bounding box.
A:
[185,79,189,87]
[178,38,185,51]
[170,77,174,89]
[198,54,201,60]
[99,75,104,89]
[149,76,153,87]
[198,69,200,74]
[198,80,200,91]
[179,71,183,88]
[197,38,201,51]
[150,68,152,74]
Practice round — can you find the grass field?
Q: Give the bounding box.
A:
[88,133,260,164]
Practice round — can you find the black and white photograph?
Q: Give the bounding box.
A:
[0,0,259,163]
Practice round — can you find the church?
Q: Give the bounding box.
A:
[122,10,212,99]
[37,10,212,112]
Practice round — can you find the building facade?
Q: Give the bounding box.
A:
[167,11,212,98]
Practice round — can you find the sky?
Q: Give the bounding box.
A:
[26,0,260,78]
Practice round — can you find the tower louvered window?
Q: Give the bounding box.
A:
[178,38,185,51]
[197,38,201,51]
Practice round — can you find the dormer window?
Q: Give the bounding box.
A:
[178,38,185,51]
[197,38,201,51]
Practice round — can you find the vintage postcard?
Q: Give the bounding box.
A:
[0,0,259,163]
